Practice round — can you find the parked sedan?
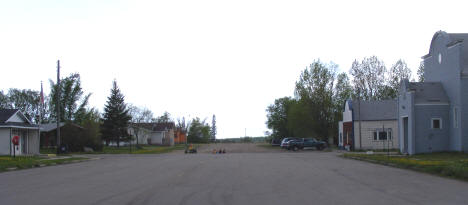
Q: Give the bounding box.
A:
[280,138,297,149]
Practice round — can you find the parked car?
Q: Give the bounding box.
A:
[287,138,327,151]
[280,138,297,149]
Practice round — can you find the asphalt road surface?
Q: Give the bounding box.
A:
[1,144,468,205]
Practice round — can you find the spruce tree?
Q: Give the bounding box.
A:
[101,80,131,147]
[210,114,217,142]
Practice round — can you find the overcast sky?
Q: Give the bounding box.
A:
[0,0,467,138]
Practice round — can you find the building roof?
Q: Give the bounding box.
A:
[350,99,397,121]
[0,109,20,123]
[136,122,175,132]
[408,82,449,105]
[0,109,35,128]
[40,122,66,132]
[0,122,39,129]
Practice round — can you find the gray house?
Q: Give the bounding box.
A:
[399,31,468,154]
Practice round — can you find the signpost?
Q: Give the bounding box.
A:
[12,135,19,158]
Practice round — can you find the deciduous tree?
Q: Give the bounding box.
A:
[49,73,91,122]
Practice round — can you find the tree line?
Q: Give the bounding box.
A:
[266,56,422,143]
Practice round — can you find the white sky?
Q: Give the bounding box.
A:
[1,0,467,138]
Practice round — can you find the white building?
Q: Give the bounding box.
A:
[0,109,40,156]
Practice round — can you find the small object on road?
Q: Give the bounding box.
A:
[185,144,197,154]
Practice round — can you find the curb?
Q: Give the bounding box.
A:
[1,158,93,173]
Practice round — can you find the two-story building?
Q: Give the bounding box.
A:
[399,31,468,154]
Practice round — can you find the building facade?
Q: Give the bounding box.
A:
[339,100,399,150]
[0,109,40,156]
[399,31,468,154]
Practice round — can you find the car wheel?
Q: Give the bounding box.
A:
[293,146,299,151]
[317,145,323,150]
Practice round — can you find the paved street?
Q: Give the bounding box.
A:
[1,145,468,205]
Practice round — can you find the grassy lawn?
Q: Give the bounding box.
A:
[40,144,186,155]
[343,152,468,181]
[0,156,88,172]
[102,144,185,154]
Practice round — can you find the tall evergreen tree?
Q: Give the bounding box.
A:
[210,115,217,141]
[417,62,425,82]
[101,80,132,147]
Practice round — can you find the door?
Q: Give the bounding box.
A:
[403,117,408,153]
[21,134,27,154]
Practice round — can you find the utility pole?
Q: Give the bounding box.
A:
[56,60,61,154]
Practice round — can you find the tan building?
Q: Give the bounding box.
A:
[338,100,399,150]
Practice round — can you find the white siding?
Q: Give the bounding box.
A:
[343,101,353,122]
[27,130,40,154]
[353,120,399,150]
[0,128,11,155]
[6,113,25,123]
[149,132,164,145]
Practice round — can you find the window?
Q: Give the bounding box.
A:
[379,131,387,140]
[432,118,442,129]
[438,53,442,64]
[454,107,459,128]
[373,129,392,141]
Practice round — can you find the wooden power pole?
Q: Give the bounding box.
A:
[56,60,61,154]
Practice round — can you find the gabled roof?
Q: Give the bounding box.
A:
[40,122,84,132]
[0,109,37,129]
[350,99,397,121]
[135,122,175,132]
[407,82,449,105]
[0,109,32,124]
[40,122,66,132]
[0,109,19,123]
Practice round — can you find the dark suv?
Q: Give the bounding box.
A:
[287,138,327,151]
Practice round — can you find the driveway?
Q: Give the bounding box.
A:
[0,144,467,205]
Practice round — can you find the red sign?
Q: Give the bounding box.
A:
[12,136,19,145]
